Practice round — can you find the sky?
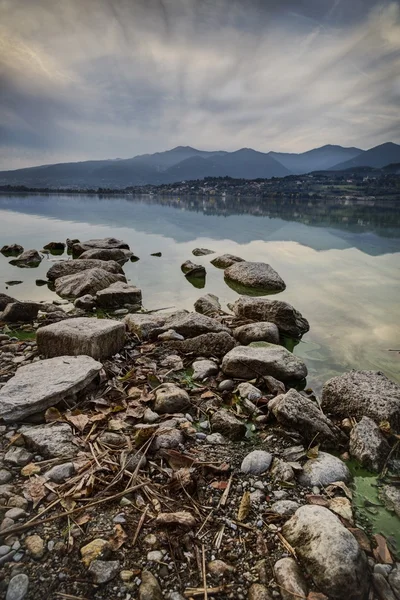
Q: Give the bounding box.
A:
[0,0,400,170]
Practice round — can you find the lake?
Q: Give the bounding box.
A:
[0,193,399,393]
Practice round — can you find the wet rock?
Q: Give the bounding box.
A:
[211,254,245,269]
[274,557,308,600]
[270,458,295,482]
[80,539,109,567]
[381,485,400,518]
[194,293,221,315]
[247,583,273,600]
[5,574,29,600]
[269,389,342,447]
[23,423,78,458]
[157,312,229,339]
[232,297,310,338]
[192,248,215,256]
[241,450,273,474]
[78,248,131,262]
[237,382,262,400]
[139,570,163,600]
[45,462,75,483]
[0,355,102,421]
[192,360,219,381]
[233,322,280,345]
[170,331,236,358]
[225,261,286,292]
[54,268,126,299]
[299,452,351,488]
[1,302,40,322]
[43,241,65,252]
[211,409,246,440]
[9,249,42,267]
[37,317,125,359]
[372,573,397,600]
[25,534,45,559]
[322,370,400,431]
[349,416,390,471]
[88,559,120,583]
[47,259,124,281]
[181,260,206,278]
[271,500,300,516]
[96,281,142,308]
[222,344,307,382]
[283,505,369,600]
[74,295,96,310]
[72,238,130,256]
[0,293,17,311]
[154,384,190,414]
[1,244,24,256]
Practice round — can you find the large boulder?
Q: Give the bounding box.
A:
[78,248,131,262]
[233,322,279,345]
[282,505,369,600]
[349,416,390,471]
[72,238,130,256]
[0,292,17,311]
[47,259,124,281]
[269,389,343,447]
[156,312,229,339]
[9,249,42,267]
[211,254,245,269]
[222,344,307,382]
[194,294,221,316]
[0,356,102,421]
[224,261,286,293]
[298,452,351,487]
[1,301,40,322]
[169,331,236,358]
[321,370,400,431]
[54,268,126,299]
[232,297,309,338]
[96,282,142,308]
[37,317,125,359]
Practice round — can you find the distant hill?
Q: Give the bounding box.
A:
[0,142,398,189]
[269,145,363,174]
[330,142,400,170]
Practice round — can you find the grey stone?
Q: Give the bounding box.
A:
[274,557,308,600]
[96,281,142,308]
[37,317,125,359]
[381,485,400,518]
[0,355,102,421]
[299,452,351,487]
[322,370,400,431]
[372,573,397,600]
[1,244,23,256]
[55,268,126,299]
[72,237,129,255]
[283,505,369,600]
[247,583,273,600]
[237,382,262,401]
[271,500,300,516]
[78,248,130,262]
[269,389,342,447]
[349,416,390,471]
[158,329,184,341]
[43,241,65,251]
[154,384,190,414]
[74,295,96,310]
[4,447,33,466]
[152,428,184,450]
[388,566,400,598]
[218,379,235,391]
[45,462,75,483]
[88,559,120,583]
[159,312,229,338]
[211,409,246,440]
[4,508,26,520]
[6,574,29,600]
[139,570,163,600]
[170,331,236,358]
[192,360,219,381]
[192,248,215,256]
[241,450,273,474]
[143,408,160,423]
[194,293,221,316]
[0,293,17,311]
[1,302,40,323]
[124,312,177,340]
[205,433,226,445]
[222,344,307,382]
[0,469,12,484]
[225,261,286,292]
[270,458,295,482]
[233,322,280,345]
[23,423,78,458]
[232,297,310,338]
[211,254,245,269]
[47,259,124,281]
[9,249,41,267]
[125,452,147,472]
[373,564,393,577]
[181,260,206,278]
[0,545,11,556]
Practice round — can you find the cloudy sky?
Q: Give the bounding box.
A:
[1,0,399,170]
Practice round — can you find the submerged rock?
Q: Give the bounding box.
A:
[232,297,309,338]
[43,241,65,252]
[1,243,24,256]
[282,505,369,600]
[96,281,142,308]
[211,409,246,440]
[37,317,125,359]
[224,261,286,293]
[322,370,400,431]
[170,331,236,357]
[222,344,307,382]
[194,293,221,315]
[47,259,124,281]
[181,260,206,278]
[211,254,245,269]
[0,355,102,421]
[54,268,126,299]
[9,249,42,267]
[349,416,390,471]
[233,322,280,345]
[299,452,351,487]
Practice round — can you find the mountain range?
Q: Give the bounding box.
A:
[0,142,399,189]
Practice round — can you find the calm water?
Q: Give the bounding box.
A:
[0,193,399,392]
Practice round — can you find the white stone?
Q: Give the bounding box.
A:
[241,450,273,475]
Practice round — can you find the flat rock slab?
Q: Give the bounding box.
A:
[47,259,124,281]
[0,355,102,421]
[96,282,142,308]
[37,317,125,359]
[224,261,286,292]
[124,311,187,340]
[55,268,126,299]
[232,297,309,338]
[322,370,400,431]
[22,423,78,457]
[222,343,307,382]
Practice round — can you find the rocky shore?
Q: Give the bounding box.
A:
[0,238,399,600]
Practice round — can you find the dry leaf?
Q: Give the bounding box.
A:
[325,481,353,500]
[161,449,196,470]
[134,425,158,447]
[152,497,162,513]
[155,511,196,529]
[125,405,145,419]
[237,491,251,521]
[60,497,77,511]
[45,407,62,422]
[306,494,329,507]
[108,418,126,431]
[67,413,89,432]
[306,444,320,459]
[201,391,215,399]
[23,476,47,507]
[75,514,92,526]
[373,533,393,564]
[108,524,127,550]
[21,463,41,477]
[210,481,229,490]
[256,531,269,556]
[328,497,354,523]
